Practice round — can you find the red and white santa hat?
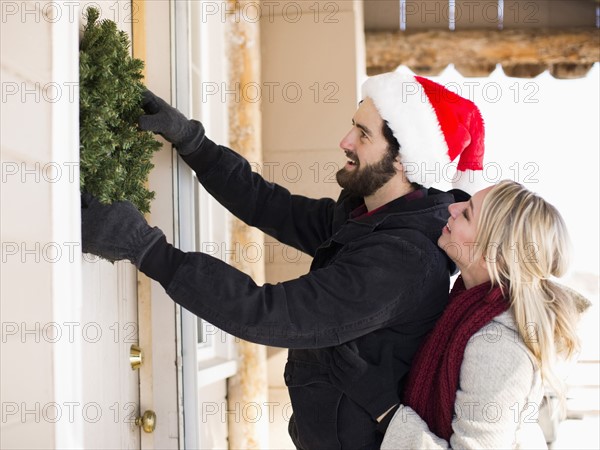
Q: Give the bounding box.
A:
[362,71,486,194]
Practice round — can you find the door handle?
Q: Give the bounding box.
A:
[135,410,156,433]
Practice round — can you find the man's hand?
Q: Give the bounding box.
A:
[81,193,164,266]
[329,341,400,423]
[138,90,206,156]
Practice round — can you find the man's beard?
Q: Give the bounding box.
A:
[336,150,397,198]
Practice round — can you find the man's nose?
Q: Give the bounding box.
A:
[339,129,355,151]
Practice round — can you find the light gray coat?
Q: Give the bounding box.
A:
[381,311,547,449]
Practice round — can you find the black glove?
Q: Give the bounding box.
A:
[81,193,164,266]
[138,90,206,156]
[329,341,400,422]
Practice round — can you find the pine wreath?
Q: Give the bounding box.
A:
[79,7,161,213]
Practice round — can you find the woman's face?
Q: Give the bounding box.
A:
[438,186,493,274]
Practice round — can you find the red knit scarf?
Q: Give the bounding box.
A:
[402,276,510,441]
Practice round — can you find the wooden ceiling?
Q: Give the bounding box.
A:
[366,28,599,78]
[364,1,600,78]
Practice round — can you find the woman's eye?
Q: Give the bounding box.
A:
[462,209,469,220]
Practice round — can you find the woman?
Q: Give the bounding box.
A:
[381,180,586,449]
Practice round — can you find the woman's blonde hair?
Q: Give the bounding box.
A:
[474,180,581,412]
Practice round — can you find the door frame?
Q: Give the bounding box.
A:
[134,0,183,448]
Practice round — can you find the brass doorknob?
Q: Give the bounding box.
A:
[130,344,143,370]
[135,410,156,433]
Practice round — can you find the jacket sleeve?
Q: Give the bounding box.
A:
[164,233,443,348]
[381,324,542,449]
[181,137,336,257]
[381,405,449,449]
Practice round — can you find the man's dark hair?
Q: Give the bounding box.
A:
[382,120,400,158]
[382,120,422,189]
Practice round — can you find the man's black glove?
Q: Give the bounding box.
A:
[81,193,164,266]
[329,341,400,424]
[138,90,206,156]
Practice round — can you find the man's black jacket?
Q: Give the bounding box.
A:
[141,137,457,449]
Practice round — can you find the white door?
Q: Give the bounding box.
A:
[78,1,143,447]
[80,260,141,448]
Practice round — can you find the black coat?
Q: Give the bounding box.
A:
[154,138,457,449]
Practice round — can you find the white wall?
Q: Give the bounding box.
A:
[1,1,82,447]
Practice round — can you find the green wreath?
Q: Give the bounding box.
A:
[79,7,161,213]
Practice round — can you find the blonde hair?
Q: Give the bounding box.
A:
[474,180,581,413]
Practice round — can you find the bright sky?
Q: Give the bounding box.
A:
[422,63,600,277]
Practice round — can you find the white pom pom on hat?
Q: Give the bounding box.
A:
[361,71,486,194]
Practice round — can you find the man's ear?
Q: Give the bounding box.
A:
[394,156,403,171]
[394,160,404,175]
[396,161,413,185]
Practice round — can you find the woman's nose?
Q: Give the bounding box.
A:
[448,202,460,218]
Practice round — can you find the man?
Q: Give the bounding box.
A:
[82,71,485,449]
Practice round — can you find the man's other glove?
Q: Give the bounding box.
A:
[138,90,206,156]
[81,193,164,266]
[329,341,400,423]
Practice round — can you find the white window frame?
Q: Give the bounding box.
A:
[174,1,237,448]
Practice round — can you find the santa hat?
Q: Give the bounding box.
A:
[362,71,486,194]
